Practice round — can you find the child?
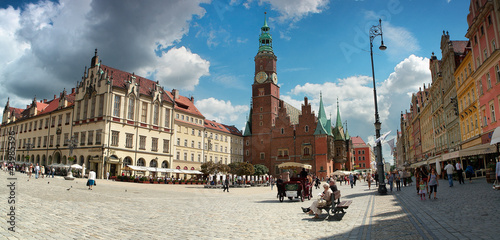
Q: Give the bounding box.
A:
[419,180,427,200]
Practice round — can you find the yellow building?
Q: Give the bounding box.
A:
[455,47,482,149]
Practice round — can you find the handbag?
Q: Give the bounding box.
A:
[317,199,327,207]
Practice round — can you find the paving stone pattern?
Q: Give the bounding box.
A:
[1,171,498,239]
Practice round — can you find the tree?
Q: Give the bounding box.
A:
[201,161,216,175]
[215,162,230,174]
[237,162,254,176]
[228,162,241,174]
[253,164,269,175]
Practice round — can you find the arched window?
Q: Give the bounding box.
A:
[281,128,284,134]
[161,160,169,168]
[149,159,158,167]
[123,157,132,167]
[137,158,145,166]
[128,96,135,120]
[305,125,309,132]
[304,147,310,156]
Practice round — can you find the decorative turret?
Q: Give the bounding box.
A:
[333,99,346,141]
[314,93,331,136]
[258,12,273,53]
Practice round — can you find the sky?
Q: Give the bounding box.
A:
[0,0,471,164]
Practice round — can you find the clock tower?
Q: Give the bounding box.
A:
[245,13,280,164]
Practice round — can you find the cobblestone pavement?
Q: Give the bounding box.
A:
[1,170,499,239]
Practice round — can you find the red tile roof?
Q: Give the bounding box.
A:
[101,64,203,118]
[204,119,242,136]
[351,136,366,145]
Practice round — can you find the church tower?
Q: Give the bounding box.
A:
[244,13,280,164]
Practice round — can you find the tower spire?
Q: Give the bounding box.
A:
[258,12,273,52]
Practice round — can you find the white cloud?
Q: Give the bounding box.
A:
[380,55,431,95]
[383,23,421,61]
[138,47,210,91]
[195,98,249,128]
[261,0,330,22]
[0,0,210,109]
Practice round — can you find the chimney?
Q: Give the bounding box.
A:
[54,95,57,99]
[71,88,75,94]
[43,99,47,103]
[190,96,194,102]
[172,89,179,99]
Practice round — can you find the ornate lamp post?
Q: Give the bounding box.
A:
[370,19,388,194]
[64,135,78,180]
[25,142,34,162]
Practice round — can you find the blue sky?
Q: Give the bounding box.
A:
[0,0,471,164]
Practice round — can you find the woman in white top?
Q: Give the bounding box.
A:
[87,171,96,190]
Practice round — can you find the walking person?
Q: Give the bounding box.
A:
[349,173,354,188]
[465,164,474,183]
[414,168,421,194]
[496,157,500,184]
[367,173,372,190]
[28,164,33,178]
[87,171,96,190]
[106,171,110,180]
[420,166,429,194]
[418,180,427,200]
[51,167,55,178]
[388,172,394,192]
[35,163,40,179]
[223,177,229,192]
[270,177,275,190]
[427,168,439,199]
[40,165,45,179]
[456,161,464,184]
[395,174,401,191]
[444,161,455,187]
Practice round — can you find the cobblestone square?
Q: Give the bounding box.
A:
[1,171,499,239]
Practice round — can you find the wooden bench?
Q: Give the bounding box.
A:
[318,190,352,218]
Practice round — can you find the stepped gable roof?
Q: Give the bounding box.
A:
[204,119,242,136]
[282,101,300,125]
[102,64,202,118]
[9,107,23,119]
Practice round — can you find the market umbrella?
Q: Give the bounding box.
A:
[332,170,347,176]
[70,164,83,169]
[277,162,312,169]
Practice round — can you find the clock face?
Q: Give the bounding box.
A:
[255,71,268,83]
[271,73,278,84]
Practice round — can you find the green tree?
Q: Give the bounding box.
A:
[215,162,230,174]
[237,162,254,176]
[200,161,216,175]
[228,162,241,174]
[253,164,269,175]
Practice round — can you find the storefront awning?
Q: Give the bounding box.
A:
[490,127,500,145]
[459,143,496,157]
[410,161,427,168]
[124,165,202,174]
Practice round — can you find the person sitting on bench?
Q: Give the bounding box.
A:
[301,183,332,218]
[329,179,338,192]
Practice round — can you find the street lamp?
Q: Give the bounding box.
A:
[64,135,78,180]
[25,142,34,162]
[369,19,387,194]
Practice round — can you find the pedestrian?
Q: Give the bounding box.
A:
[223,177,229,192]
[395,174,401,191]
[456,161,464,184]
[270,177,275,190]
[496,157,500,184]
[420,166,429,194]
[349,173,354,188]
[40,165,45,179]
[444,161,455,187]
[106,171,110,180]
[388,172,394,192]
[51,167,55,178]
[414,168,421,194]
[87,171,96,190]
[28,164,33,178]
[353,174,357,186]
[418,180,427,200]
[367,173,372,190]
[374,171,379,186]
[465,164,474,183]
[427,168,439,199]
[315,177,320,189]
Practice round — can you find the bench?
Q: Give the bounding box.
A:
[318,190,352,218]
